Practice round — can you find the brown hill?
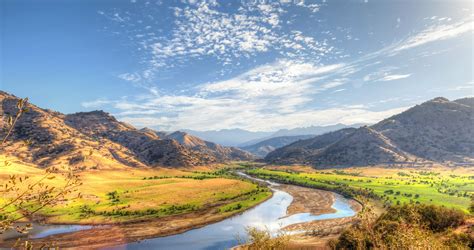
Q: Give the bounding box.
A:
[266,97,474,167]
[0,91,253,168]
[166,131,255,161]
[0,92,145,169]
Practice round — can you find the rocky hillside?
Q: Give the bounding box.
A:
[0,91,253,168]
[164,131,255,161]
[241,135,314,158]
[265,128,357,164]
[266,97,474,167]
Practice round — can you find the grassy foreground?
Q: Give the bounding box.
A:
[0,156,271,224]
[247,166,474,212]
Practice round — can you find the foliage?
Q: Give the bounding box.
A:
[240,227,290,250]
[0,97,82,235]
[330,204,472,249]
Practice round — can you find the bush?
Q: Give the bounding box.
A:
[242,227,289,250]
[331,204,469,249]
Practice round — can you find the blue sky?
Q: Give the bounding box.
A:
[2,0,473,131]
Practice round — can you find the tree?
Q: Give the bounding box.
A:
[469,197,474,214]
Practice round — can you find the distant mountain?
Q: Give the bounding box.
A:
[239,124,364,157]
[183,129,273,146]
[266,97,474,167]
[0,91,253,168]
[269,123,366,138]
[165,131,255,161]
[241,135,315,158]
[185,124,365,147]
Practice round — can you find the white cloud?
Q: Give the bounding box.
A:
[81,99,112,109]
[84,60,411,131]
[380,74,411,81]
[362,67,411,82]
[102,1,334,82]
[118,73,141,82]
[394,18,473,52]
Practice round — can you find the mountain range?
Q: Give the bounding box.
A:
[265,97,474,167]
[0,91,254,168]
[240,135,315,158]
[184,123,364,147]
[239,124,365,157]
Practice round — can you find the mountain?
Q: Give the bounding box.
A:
[183,129,273,146]
[165,131,255,161]
[266,97,474,167]
[239,124,364,157]
[0,91,253,168]
[269,123,366,138]
[184,124,365,147]
[241,135,314,158]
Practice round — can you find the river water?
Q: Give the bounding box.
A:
[0,174,356,250]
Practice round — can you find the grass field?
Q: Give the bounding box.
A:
[0,156,271,224]
[246,166,474,212]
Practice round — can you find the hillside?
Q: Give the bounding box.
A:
[265,97,474,167]
[0,91,253,168]
[269,123,365,138]
[241,135,314,158]
[165,131,255,161]
[265,128,357,164]
[183,129,272,146]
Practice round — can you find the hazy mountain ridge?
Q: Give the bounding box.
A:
[183,129,273,146]
[241,135,315,158]
[239,124,364,157]
[269,123,366,138]
[0,91,253,168]
[266,97,474,167]
[185,124,363,149]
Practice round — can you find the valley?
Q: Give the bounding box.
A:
[0,159,360,249]
[0,93,473,249]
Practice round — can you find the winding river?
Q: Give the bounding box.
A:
[0,174,356,250]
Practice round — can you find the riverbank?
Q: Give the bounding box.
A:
[1,168,359,249]
[0,191,274,249]
[233,183,362,250]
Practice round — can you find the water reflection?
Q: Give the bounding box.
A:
[117,190,355,250]
[1,173,356,250]
[0,223,93,241]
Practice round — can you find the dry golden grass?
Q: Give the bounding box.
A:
[0,155,262,224]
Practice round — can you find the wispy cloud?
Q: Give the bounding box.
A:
[394,18,473,52]
[100,1,335,81]
[83,59,410,131]
[81,98,113,109]
[380,74,412,81]
[88,3,471,131]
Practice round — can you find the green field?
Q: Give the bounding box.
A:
[246,166,474,212]
[0,156,271,224]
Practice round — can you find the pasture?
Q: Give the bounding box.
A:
[247,166,474,212]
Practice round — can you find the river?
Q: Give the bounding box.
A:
[0,173,356,250]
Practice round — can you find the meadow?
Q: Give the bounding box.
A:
[246,166,474,212]
[0,156,271,224]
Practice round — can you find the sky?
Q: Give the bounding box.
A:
[1,0,473,132]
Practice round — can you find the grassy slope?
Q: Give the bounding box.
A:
[247,166,474,212]
[0,156,270,224]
